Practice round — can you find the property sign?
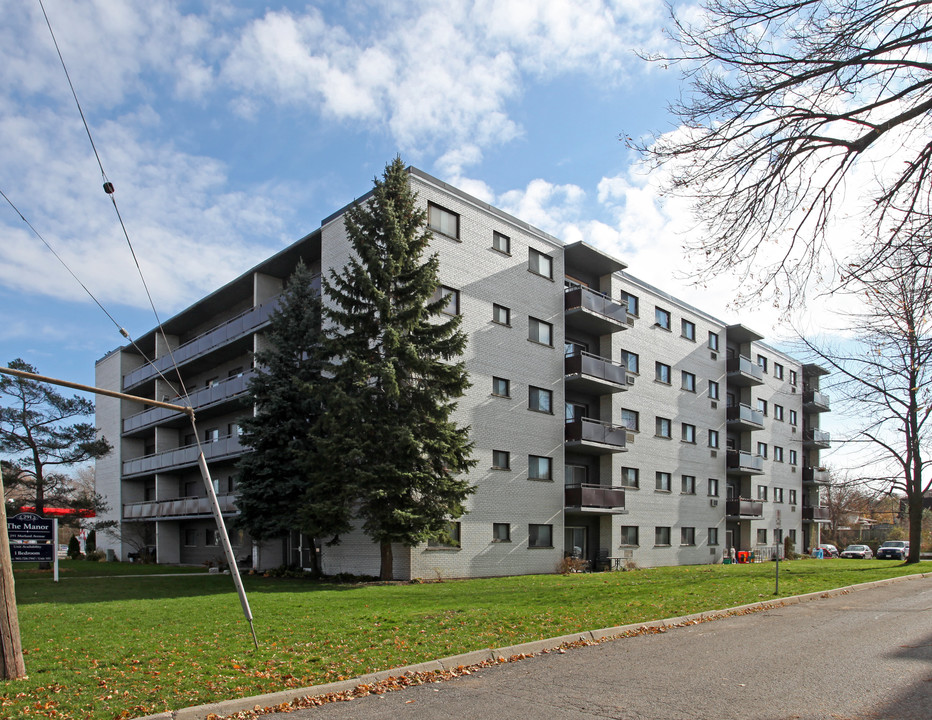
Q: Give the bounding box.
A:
[7,513,58,574]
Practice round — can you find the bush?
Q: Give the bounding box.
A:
[86,530,97,554]
[67,535,81,560]
[85,549,106,562]
[558,557,588,574]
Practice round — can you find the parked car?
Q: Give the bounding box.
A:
[813,543,839,558]
[840,544,873,559]
[876,540,909,560]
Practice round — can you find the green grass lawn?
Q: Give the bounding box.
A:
[4,559,928,720]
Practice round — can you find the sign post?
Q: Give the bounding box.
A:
[774,510,781,595]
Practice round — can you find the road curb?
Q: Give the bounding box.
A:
[134,570,932,720]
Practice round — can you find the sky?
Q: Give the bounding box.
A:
[0,1,861,466]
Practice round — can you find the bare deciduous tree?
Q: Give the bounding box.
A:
[639,0,932,299]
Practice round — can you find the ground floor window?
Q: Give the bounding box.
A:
[529,524,553,548]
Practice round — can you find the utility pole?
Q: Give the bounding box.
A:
[0,473,26,679]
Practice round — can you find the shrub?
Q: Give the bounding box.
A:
[86,530,97,554]
[85,549,106,562]
[558,557,588,574]
[67,535,81,560]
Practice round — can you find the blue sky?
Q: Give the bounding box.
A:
[0,1,832,390]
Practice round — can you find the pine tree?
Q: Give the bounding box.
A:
[236,261,352,574]
[324,157,476,580]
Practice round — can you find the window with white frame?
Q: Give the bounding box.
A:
[528,248,553,279]
[681,527,696,545]
[656,471,672,491]
[528,523,553,547]
[528,455,552,480]
[428,202,459,239]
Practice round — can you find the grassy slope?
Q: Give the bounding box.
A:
[4,559,928,720]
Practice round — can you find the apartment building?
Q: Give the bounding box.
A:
[94,167,830,578]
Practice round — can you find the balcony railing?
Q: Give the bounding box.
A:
[123,494,237,520]
[564,483,625,510]
[564,350,628,393]
[726,355,764,386]
[726,449,765,474]
[802,505,831,522]
[726,498,764,517]
[122,435,246,477]
[803,428,831,447]
[803,389,831,412]
[803,467,830,485]
[726,404,765,430]
[122,372,254,434]
[564,417,627,453]
[564,286,627,334]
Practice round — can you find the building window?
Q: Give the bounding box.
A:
[528,524,553,548]
[183,529,198,547]
[681,475,696,494]
[621,467,639,488]
[428,521,461,547]
[428,202,459,239]
[655,307,672,329]
[492,377,510,397]
[757,355,768,373]
[626,351,640,374]
[566,464,587,485]
[708,528,719,546]
[206,529,220,546]
[757,398,768,416]
[774,528,783,544]
[529,248,553,279]
[492,303,511,326]
[623,292,639,316]
[774,362,784,379]
[757,528,768,544]
[789,528,797,544]
[528,317,553,345]
[656,472,672,492]
[774,404,784,421]
[681,527,696,546]
[708,478,719,496]
[528,386,552,413]
[682,371,697,392]
[205,428,219,443]
[492,450,510,470]
[789,409,798,426]
[789,449,798,465]
[757,442,768,458]
[708,429,720,448]
[492,523,511,542]
[708,331,719,351]
[655,527,672,546]
[492,231,510,255]
[790,369,798,385]
[620,526,639,546]
[758,485,768,501]
[681,319,696,341]
[774,446,784,462]
[528,455,552,480]
[656,417,672,438]
[709,380,720,400]
[682,423,697,444]
[433,285,460,315]
[774,487,784,503]
[621,409,639,432]
[789,489,797,505]
[656,362,672,384]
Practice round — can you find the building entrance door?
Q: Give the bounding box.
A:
[565,526,587,560]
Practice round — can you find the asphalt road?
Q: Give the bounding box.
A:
[272,575,932,720]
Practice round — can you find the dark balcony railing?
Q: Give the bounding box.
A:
[726,404,765,428]
[803,466,830,484]
[803,428,831,447]
[725,498,764,517]
[726,355,764,384]
[564,483,625,510]
[803,389,831,411]
[802,505,831,522]
[726,449,764,474]
[122,435,246,477]
[564,350,627,388]
[122,372,254,434]
[564,286,627,332]
[564,417,627,451]
[123,494,237,520]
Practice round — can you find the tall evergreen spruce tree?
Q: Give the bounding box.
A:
[236,261,351,574]
[324,157,476,580]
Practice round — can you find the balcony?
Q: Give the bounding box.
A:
[726,498,764,518]
[123,494,237,520]
[803,428,831,449]
[122,435,246,478]
[564,483,625,513]
[803,389,831,413]
[122,372,254,435]
[564,286,628,335]
[564,350,628,394]
[564,417,627,455]
[802,505,831,522]
[726,355,764,386]
[803,467,830,485]
[726,449,765,475]
[726,404,765,431]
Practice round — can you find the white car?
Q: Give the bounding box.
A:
[876,540,909,560]
[840,544,873,559]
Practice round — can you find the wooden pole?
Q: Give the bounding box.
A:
[0,475,26,679]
